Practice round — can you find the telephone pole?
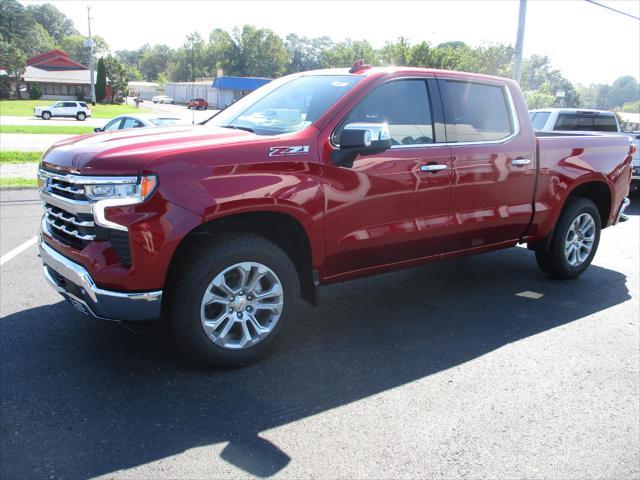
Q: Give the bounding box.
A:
[86,5,96,105]
[513,0,527,84]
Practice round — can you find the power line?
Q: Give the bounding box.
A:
[584,0,640,21]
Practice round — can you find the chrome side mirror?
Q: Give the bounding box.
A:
[333,122,392,168]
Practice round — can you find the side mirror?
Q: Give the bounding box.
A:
[94,127,103,132]
[332,123,392,168]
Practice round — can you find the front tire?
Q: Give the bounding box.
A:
[167,233,300,368]
[42,111,51,120]
[535,196,601,279]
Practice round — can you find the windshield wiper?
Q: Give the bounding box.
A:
[221,125,255,133]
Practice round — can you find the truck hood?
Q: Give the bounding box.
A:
[40,125,258,175]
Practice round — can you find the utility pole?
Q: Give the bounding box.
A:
[86,5,96,105]
[513,0,527,84]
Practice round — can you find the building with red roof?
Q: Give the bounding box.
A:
[23,49,97,100]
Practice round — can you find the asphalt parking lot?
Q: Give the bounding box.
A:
[1,189,638,479]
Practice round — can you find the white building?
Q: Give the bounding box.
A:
[164,76,272,108]
[128,81,162,100]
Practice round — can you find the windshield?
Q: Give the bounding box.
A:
[150,118,180,126]
[208,75,362,135]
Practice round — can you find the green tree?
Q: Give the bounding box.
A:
[285,34,333,73]
[609,76,639,108]
[95,57,107,102]
[28,82,41,99]
[322,39,378,68]
[620,100,640,113]
[102,55,129,102]
[207,28,233,73]
[140,44,174,81]
[0,0,55,56]
[58,34,109,67]
[520,55,579,107]
[25,3,78,42]
[0,42,26,98]
[379,36,413,66]
[226,25,288,77]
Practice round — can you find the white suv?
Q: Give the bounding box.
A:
[34,101,92,121]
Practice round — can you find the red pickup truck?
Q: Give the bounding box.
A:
[38,64,634,367]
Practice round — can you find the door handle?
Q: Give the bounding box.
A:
[511,158,531,166]
[420,164,448,172]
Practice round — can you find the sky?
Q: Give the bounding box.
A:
[20,0,640,86]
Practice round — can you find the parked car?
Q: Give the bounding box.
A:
[187,98,209,110]
[34,101,91,121]
[530,108,640,192]
[151,95,174,104]
[94,114,183,132]
[37,65,635,367]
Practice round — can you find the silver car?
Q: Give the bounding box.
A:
[94,114,184,132]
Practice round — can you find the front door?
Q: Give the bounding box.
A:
[321,77,452,279]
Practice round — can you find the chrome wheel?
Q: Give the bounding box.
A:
[200,262,284,350]
[564,213,595,267]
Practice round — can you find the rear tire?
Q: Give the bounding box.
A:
[76,112,86,121]
[42,111,51,120]
[167,232,300,368]
[535,196,601,279]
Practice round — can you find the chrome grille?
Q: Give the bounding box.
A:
[40,170,95,249]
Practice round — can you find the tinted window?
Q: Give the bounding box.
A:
[555,114,597,131]
[122,118,144,129]
[440,80,513,142]
[531,112,550,130]
[594,115,618,132]
[79,102,88,108]
[336,80,434,146]
[62,102,77,107]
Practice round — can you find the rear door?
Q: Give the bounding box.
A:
[61,102,77,116]
[437,77,536,250]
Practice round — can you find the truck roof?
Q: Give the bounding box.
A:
[294,66,517,85]
[529,107,616,116]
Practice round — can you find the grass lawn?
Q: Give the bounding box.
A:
[0,100,150,118]
[0,125,94,135]
[0,151,43,164]
[0,177,37,188]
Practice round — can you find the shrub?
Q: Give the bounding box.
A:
[28,83,42,100]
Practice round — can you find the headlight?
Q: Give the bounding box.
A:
[85,175,157,202]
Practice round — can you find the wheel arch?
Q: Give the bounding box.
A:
[166,210,319,306]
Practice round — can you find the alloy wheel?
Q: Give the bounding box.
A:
[200,262,284,350]
[564,213,596,267]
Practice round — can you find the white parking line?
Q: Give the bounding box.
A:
[0,236,38,266]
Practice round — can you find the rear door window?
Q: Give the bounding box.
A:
[62,102,77,108]
[439,80,514,142]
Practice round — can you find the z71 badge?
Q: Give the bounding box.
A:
[268,145,309,156]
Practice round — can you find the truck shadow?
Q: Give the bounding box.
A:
[0,247,632,478]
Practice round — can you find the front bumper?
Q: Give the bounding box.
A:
[39,238,163,322]
[614,197,630,224]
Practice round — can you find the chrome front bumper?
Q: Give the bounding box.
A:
[39,238,162,322]
[614,197,630,225]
